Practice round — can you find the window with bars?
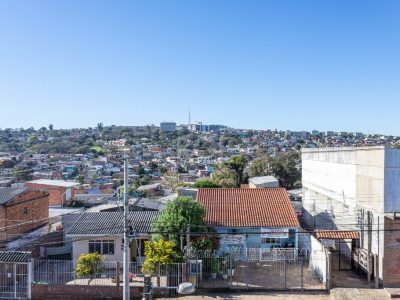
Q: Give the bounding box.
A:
[261,238,281,244]
[88,240,115,255]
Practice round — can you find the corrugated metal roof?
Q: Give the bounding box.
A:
[67,211,160,235]
[0,251,31,262]
[315,230,360,240]
[197,188,300,228]
[0,187,28,205]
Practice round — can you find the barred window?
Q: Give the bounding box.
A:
[89,240,115,255]
[261,238,280,244]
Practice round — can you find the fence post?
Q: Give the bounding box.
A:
[326,251,331,292]
[284,257,287,290]
[116,262,120,287]
[301,256,304,291]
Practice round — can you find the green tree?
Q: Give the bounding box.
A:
[97,122,104,132]
[48,124,54,131]
[247,156,269,178]
[152,196,206,249]
[13,166,33,181]
[76,174,85,187]
[224,156,247,184]
[142,239,180,287]
[141,239,179,276]
[193,179,221,188]
[75,253,104,285]
[212,167,238,188]
[269,152,301,189]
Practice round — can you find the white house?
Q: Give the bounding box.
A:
[66,211,160,263]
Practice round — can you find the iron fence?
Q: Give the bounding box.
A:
[193,249,327,291]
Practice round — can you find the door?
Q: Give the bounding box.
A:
[339,240,352,270]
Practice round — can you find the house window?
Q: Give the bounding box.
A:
[89,240,115,255]
[261,238,281,244]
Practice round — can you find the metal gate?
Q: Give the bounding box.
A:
[0,262,29,299]
[195,251,326,291]
[338,240,353,270]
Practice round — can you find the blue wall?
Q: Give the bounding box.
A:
[216,227,298,253]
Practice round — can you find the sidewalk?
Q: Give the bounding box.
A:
[162,288,392,300]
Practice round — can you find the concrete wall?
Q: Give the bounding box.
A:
[32,284,148,300]
[301,146,395,282]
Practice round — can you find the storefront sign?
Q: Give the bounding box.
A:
[261,228,289,239]
[220,234,244,244]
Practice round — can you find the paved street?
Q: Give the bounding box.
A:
[162,288,392,300]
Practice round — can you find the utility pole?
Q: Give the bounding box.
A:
[123,152,130,300]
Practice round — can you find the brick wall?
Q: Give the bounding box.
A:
[31,284,168,300]
[383,216,400,286]
[0,189,49,243]
[26,183,75,206]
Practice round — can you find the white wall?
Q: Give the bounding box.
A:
[72,237,123,261]
[309,235,328,283]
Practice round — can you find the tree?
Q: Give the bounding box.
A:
[0,159,16,169]
[76,174,85,187]
[193,179,220,188]
[75,253,104,285]
[269,152,301,189]
[141,239,179,276]
[97,122,104,132]
[48,124,54,131]
[152,196,206,249]
[13,166,33,181]
[247,156,269,178]
[224,156,246,184]
[212,167,238,188]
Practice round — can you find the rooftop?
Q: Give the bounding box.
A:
[67,211,160,236]
[28,179,79,187]
[197,188,300,228]
[315,230,360,240]
[249,176,279,185]
[0,251,31,263]
[0,187,28,205]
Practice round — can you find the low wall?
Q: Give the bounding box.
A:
[32,284,170,300]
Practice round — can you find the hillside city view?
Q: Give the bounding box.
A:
[1,1,400,300]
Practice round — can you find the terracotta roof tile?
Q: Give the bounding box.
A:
[315,230,360,240]
[197,188,300,228]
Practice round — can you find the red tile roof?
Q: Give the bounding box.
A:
[315,230,360,240]
[197,188,300,228]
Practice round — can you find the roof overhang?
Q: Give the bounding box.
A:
[315,230,360,240]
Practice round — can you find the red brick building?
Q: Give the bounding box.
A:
[26,179,79,206]
[0,187,49,243]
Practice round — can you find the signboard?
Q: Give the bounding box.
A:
[220,234,244,244]
[321,239,335,248]
[261,228,289,239]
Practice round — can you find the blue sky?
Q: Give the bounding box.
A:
[0,1,399,134]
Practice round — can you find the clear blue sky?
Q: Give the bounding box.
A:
[0,1,399,134]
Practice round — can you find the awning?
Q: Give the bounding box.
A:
[314,230,360,240]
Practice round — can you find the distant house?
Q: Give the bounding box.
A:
[66,211,160,263]
[248,176,279,188]
[197,188,300,259]
[26,179,79,206]
[0,187,49,243]
[136,183,163,197]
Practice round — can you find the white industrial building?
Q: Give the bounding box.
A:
[302,146,400,287]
